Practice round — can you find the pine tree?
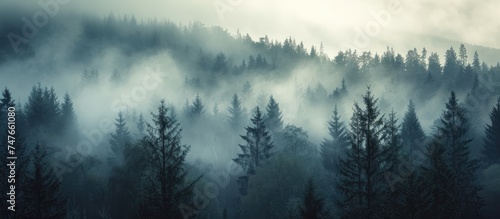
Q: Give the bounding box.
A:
[300,178,324,219]
[401,100,426,158]
[140,100,199,218]
[109,111,132,164]
[21,144,66,219]
[482,99,500,164]
[265,96,283,133]
[421,92,483,218]
[233,107,274,195]
[320,105,349,172]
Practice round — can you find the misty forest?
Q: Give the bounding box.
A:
[1,5,500,219]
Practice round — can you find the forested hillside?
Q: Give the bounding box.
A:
[1,11,499,219]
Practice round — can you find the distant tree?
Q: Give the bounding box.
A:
[242,81,252,96]
[234,107,274,195]
[59,93,78,140]
[401,100,426,156]
[212,52,229,74]
[472,51,481,73]
[188,94,205,120]
[459,44,468,67]
[482,99,500,164]
[444,47,459,79]
[136,113,145,137]
[427,52,442,75]
[110,68,123,83]
[139,100,199,218]
[228,94,246,131]
[81,67,99,84]
[265,96,284,132]
[421,92,483,218]
[21,144,66,219]
[320,105,349,172]
[109,111,132,164]
[300,178,325,219]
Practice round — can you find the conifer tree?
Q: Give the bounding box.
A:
[228,94,246,131]
[300,178,324,219]
[233,107,274,195]
[109,111,132,164]
[320,105,349,172]
[265,96,283,133]
[336,88,399,218]
[22,144,66,219]
[188,94,205,120]
[401,100,426,157]
[59,93,78,141]
[136,113,145,136]
[482,99,500,164]
[140,100,199,218]
[421,92,483,218]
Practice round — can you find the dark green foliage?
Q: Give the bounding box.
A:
[187,94,205,120]
[234,107,274,195]
[401,100,426,156]
[320,105,349,172]
[228,93,246,131]
[139,100,199,218]
[21,144,66,219]
[300,179,324,219]
[482,99,500,164]
[336,88,400,218]
[420,92,483,218]
[265,95,283,132]
[109,111,132,164]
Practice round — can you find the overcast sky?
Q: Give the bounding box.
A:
[5,0,500,55]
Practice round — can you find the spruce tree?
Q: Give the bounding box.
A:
[421,92,483,218]
[336,88,399,218]
[401,100,426,158]
[140,100,199,218]
[59,93,78,142]
[482,99,500,164]
[300,178,324,219]
[233,107,274,195]
[21,144,66,219]
[265,95,283,133]
[109,111,132,164]
[228,94,246,131]
[189,94,205,120]
[136,113,145,137]
[320,105,349,172]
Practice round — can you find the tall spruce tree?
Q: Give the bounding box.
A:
[228,94,246,131]
[21,144,66,219]
[482,99,500,164]
[320,105,349,172]
[59,93,78,142]
[188,94,205,120]
[140,100,199,218]
[401,100,426,158]
[233,107,274,195]
[300,178,325,219]
[421,92,483,218]
[336,88,399,218]
[109,111,132,164]
[265,95,283,133]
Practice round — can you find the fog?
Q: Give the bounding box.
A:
[0,1,499,218]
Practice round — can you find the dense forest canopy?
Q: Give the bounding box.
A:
[0,3,500,219]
